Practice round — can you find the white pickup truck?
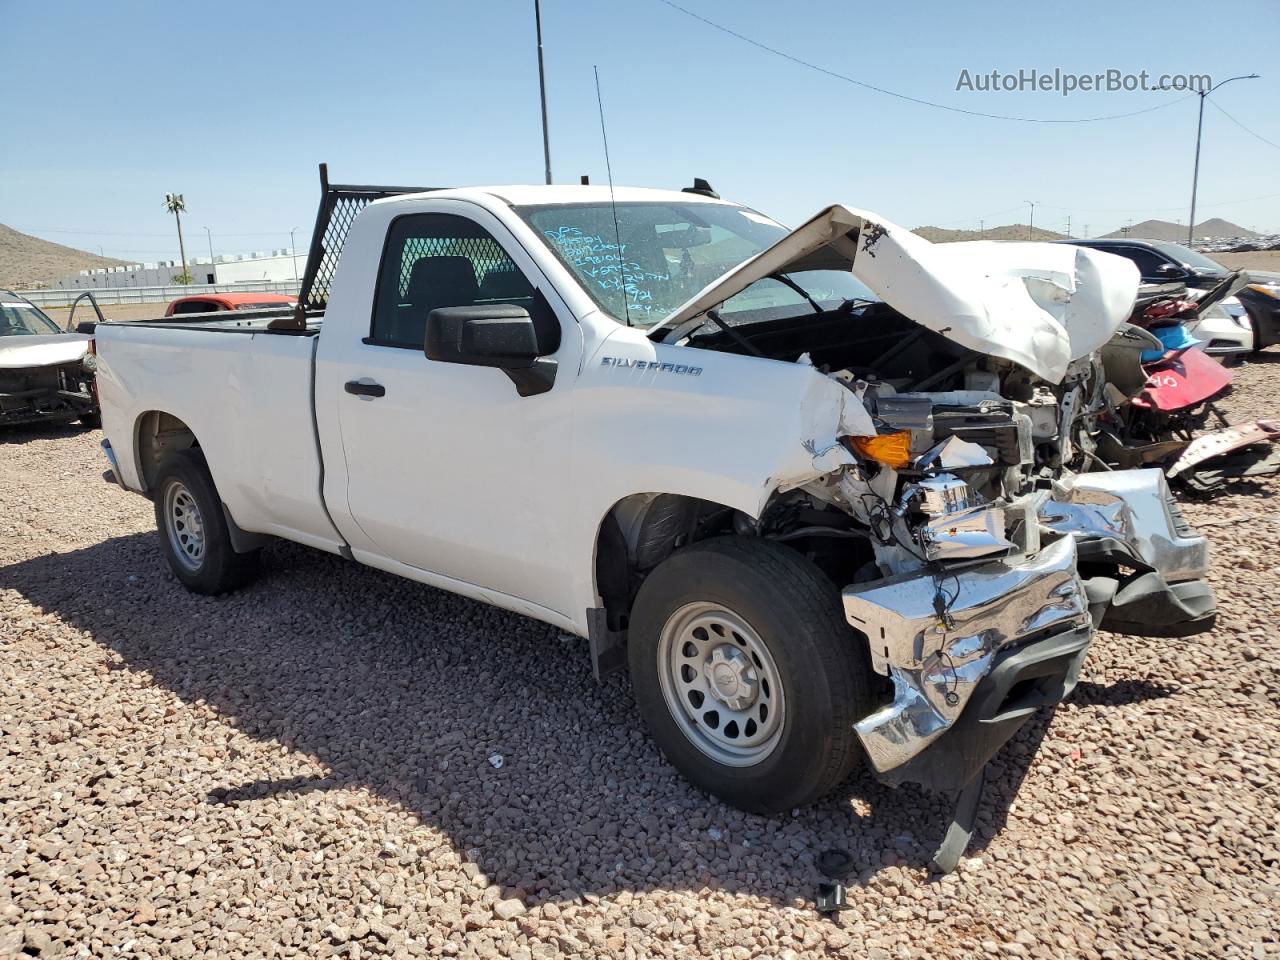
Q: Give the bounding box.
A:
[95,168,1215,838]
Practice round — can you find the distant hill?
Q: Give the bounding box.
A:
[0,223,128,289]
[1099,218,1257,241]
[913,223,1067,243]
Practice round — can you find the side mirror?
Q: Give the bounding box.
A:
[1155,262,1187,278]
[425,305,556,397]
[425,305,538,367]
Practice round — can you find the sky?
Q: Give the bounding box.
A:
[1,0,1277,264]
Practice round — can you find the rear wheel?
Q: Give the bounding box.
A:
[153,449,260,594]
[628,536,875,813]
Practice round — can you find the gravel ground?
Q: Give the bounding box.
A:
[2,358,1279,959]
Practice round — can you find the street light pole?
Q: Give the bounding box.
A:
[534,0,553,184]
[290,227,299,282]
[203,227,214,280]
[1184,73,1259,246]
[1024,200,1038,240]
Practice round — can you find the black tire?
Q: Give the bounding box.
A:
[628,536,875,814]
[1251,316,1263,354]
[153,449,260,595]
[79,412,101,428]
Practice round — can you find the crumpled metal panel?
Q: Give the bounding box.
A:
[1166,418,1280,479]
[1038,468,1208,582]
[842,536,1089,773]
[650,205,1140,384]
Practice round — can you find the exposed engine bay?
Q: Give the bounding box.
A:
[681,302,1097,574]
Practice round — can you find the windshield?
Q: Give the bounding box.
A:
[517,201,875,327]
[1149,241,1228,274]
[0,300,61,337]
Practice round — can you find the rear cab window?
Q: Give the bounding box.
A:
[369,213,557,352]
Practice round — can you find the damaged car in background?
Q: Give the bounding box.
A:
[1080,274,1280,493]
[0,289,99,428]
[89,172,1217,872]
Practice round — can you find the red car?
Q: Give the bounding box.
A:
[164,293,297,316]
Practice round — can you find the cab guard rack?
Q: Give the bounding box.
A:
[270,163,445,331]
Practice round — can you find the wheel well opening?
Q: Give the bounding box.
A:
[594,493,737,633]
[136,411,198,495]
[593,488,878,631]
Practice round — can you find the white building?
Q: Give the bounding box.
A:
[214,251,306,284]
[56,250,307,289]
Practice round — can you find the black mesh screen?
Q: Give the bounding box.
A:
[297,179,442,313]
[301,193,371,311]
[397,237,512,296]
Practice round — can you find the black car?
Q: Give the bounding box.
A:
[1234,271,1280,350]
[1058,237,1229,287]
[1059,238,1280,350]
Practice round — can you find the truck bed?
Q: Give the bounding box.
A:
[94,321,342,554]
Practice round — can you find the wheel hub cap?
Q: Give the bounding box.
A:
[703,645,758,710]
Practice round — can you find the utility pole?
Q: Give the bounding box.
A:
[978,219,984,238]
[203,227,214,269]
[1024,200,1038,240]
[534,0,553,184]
[290,227,299,282]
[1180,73,1259,245]
[1083,224,1089,239]
[1066,215,1072,238]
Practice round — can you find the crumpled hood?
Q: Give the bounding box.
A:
[0,334,91,369]
[651,205,1140,384]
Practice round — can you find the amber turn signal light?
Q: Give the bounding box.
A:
[845,431,912,470]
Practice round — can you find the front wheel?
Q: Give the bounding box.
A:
[153,449,260,595]
[628,537,875,814]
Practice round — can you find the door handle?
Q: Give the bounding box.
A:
[344,379,386,398]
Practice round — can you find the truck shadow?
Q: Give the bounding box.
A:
[1,533,1072,907]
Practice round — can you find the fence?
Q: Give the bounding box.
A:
[14,280,302,308]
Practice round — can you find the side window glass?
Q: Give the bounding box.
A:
[371,213,540,348]
[1115,246,1172,281]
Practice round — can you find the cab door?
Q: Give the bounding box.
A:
[316,203,581,617]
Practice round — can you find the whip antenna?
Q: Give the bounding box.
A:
[594,64,631,326]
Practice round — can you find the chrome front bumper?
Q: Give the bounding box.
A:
[842,536,1090,775]
[1038,468,1216,637]
[1038,468,1208,581]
